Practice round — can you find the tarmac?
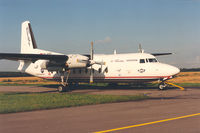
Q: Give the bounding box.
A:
[0,86,200,133]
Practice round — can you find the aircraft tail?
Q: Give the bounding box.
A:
[21,21,38,53]
[18,21,38,71]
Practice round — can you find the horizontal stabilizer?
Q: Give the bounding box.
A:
[0,53,68,62]
[151,53,173,56]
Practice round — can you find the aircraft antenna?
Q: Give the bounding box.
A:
[114,50,117,55]
[138,43,144,53]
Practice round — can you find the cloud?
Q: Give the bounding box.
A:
[95,36,112,44]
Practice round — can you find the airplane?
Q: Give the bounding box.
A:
[0,21,180,92]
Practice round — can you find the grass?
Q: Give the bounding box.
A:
[147,82,200,87]
[175,83,200,87]
[0,72,199,114]
[0,77,58,85]
[0,92,148,114]
[170,72,200,83]
[0,71,199,114]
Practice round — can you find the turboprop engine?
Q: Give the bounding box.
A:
[65,54,89,68]
[40,54,89,71]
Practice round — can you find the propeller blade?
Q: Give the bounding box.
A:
[91,41,94,60]
[90,41,94,83]
[90,66,93,83]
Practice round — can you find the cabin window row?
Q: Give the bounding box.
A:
[72,68,108,74]
[110,58,157,63]
[111,59,138,62]
[140,58,158,63]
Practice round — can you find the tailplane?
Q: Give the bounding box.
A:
[21,21,37,53]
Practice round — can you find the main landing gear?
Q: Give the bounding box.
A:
[57,70,71,93]
[58,85,67,92]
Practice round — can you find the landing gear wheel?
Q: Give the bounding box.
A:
[159,84,165,90]
[58,85,66,92]
[158,82,167,90]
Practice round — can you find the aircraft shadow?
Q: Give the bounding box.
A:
[40,83,178,91]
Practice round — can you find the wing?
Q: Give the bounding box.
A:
[151,53,173,56]
[0,53,68,62]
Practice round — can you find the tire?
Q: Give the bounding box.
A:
[58,85,66,92]
[158,83,166,90]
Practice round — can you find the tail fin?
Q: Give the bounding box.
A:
[21,21,38,53]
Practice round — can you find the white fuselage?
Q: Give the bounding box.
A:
[21,49,180,83]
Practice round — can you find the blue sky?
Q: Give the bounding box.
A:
[0,0,200,71]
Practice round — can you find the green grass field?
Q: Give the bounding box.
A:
[175,83,200,87]
[0,92,148,114]
[0,71,199,114]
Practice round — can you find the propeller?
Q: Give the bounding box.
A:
[90,41,94,83]
[88,41,105,83]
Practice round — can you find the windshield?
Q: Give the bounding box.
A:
[148,58,158,63]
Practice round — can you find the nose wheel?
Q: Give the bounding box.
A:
[158,82,167,90]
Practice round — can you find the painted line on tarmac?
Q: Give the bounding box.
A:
[94,112,200,133]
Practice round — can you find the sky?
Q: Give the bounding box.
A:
[0,0,200,71]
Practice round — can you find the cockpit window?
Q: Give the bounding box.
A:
[140,59,145,63]
[148,58,158,63]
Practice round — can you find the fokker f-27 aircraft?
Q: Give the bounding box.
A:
[0,21,180,92]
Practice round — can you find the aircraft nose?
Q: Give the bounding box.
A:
[157,63,180,76]
[169,65,180,75]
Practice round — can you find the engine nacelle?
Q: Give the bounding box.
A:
[40,60,49,69]
[40,54,89,71]
[66,54,89,68]
[40,60,65,71]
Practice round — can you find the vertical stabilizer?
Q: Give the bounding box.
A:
[21,21,37,53]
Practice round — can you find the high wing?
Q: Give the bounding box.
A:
[0,53,68,62]
[151,53,173,56]
[0,53,90,70]
[138,44,173,56]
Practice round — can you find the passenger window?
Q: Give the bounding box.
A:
[85,69,88,74]
[73,69,76,74]
[140,59,145,63]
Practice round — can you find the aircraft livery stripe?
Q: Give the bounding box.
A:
[40,76,170,79]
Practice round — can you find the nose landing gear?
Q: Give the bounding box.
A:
[158,81,185,90]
